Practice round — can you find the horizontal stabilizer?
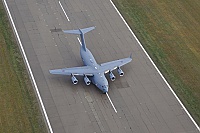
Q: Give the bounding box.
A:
[63,27,95,35]
[81,27,95,34]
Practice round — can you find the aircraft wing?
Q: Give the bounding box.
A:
[49,66,94,76]
[100,56,132,73]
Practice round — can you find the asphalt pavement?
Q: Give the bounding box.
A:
[5,0,199,132]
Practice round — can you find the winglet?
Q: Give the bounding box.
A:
[49,70,52,74]
[129,53,133,59]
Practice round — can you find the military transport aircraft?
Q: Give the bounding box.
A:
[49,27,132,93]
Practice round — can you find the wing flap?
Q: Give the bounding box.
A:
[100,57,132,73]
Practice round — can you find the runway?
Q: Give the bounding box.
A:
[5,0,199,132]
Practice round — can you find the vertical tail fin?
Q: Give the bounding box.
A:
[63,27,95,51]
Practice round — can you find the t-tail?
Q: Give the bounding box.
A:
[63,27,95,51]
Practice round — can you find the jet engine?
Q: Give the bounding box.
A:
[109,71,116,81]
[84,76,91,85]
[71,75,78,84]
[117,67,124,76]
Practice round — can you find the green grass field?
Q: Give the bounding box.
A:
[0,1,47,133]
[113,0,200,125]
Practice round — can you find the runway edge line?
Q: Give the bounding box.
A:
[109,0,200,131]
[2,0,53,132]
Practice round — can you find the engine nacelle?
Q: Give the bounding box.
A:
[84,76,91,85]
[71,75,78,84]
[117,67,124,76]
[109,71,116,81]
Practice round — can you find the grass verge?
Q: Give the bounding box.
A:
[112,0,200,125]
[0,1,47,132]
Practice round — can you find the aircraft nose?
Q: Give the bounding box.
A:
[102,86,108,94]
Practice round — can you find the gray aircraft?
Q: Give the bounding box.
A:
[49,27,132,93]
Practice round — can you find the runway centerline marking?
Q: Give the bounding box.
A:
[77,37,82,46]
[106,93,117,113]
[58,1,70,21]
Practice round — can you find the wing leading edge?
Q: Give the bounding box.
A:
[49,66,94,76]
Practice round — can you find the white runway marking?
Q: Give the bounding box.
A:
[109,0,200,131]
[2,0,53,132]
[59,1,70,21]
[106,93,117,113]
[77,37,82,46]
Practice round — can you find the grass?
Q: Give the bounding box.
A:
[0,1,47,133]
[112,0,200,125]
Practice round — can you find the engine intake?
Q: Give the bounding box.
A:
[84,76,91,85]
[109,71,116,81]
[71,75,78,84]
[117,67,124,76]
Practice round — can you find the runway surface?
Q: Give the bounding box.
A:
[5,0,199,132]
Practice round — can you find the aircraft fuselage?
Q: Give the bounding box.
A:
[80,47,109,93]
